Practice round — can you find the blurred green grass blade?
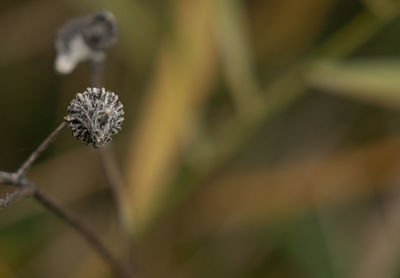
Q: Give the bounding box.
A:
[214,0,261,116]
[306,59,400,107]
[313,11,397,59]
[361,0,398,18]
[284,214,339,278]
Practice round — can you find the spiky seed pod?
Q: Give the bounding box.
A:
[65,88,124,148]
[55,11,117,74]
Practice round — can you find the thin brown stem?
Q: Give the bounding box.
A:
[90,60,106,88]
[34,188,133,278]
[99,146,126,227]
[0,180,134,277]
[0,183,35,209]
[89,60,128,234]
[0,171,13,185]
[17,122,67,178]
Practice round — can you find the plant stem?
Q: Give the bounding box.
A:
[17,122,67,178]
[90,60,106,88]
[98,146,126,227]
[0,171,13,185]
[89,60,128,234]
[0,183,35,209]
[0,121,134,277]
[34,188,133,278]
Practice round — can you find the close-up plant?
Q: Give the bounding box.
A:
[4,1,400,278]
[0,10,133,278]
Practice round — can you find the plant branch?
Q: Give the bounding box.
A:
[89,60,128,233]
[0,183,133,277]
[0,121,134,278]
[0,183,35,209]
[16,122,67,178]
[34,188,133,278]
[90,60,106,88]
[98,146,126,227]
[0,171,13,185]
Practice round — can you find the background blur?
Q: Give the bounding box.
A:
[2,0,400,277]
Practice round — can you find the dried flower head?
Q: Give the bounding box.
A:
[55,11,117,74]
[65,88,124,148]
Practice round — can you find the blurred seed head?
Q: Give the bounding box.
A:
[65,88,124,148]
[55,11,117,74]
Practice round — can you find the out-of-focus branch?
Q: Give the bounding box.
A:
[98,146,127,229]
[0,171,13,185]
[34,188,133,278]
[90,60,129,235]
[0,183,35,209]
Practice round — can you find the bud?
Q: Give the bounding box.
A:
[65,88,124,148]
[55,11,117,74]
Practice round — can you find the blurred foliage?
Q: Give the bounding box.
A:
[3,0,400,277]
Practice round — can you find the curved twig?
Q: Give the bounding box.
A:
[34,188,133,278]
[16,122,67,178]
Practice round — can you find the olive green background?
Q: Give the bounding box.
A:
[1,0,400,277]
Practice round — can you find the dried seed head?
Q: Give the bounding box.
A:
[55,11,117,74]
[65,88,124,148]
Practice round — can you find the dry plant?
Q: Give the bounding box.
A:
[3,2,400,278]
[0,11,133,278]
